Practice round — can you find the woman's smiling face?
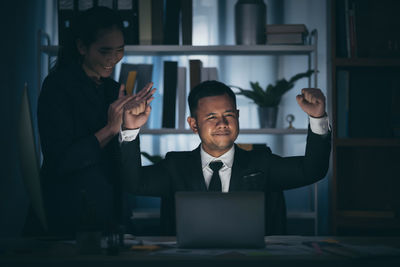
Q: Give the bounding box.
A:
[78,26,124,80]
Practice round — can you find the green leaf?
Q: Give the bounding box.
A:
[231,69,314,107]
[250,82,266,98]
[288,70,314,83]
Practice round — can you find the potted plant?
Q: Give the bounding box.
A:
[230,70,314,128]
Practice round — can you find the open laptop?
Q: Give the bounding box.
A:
[175,191,265,248]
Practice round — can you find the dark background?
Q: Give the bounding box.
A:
[0,0,46,237]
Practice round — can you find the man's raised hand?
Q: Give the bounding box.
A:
[296,88,326,118]
[122,82,156,129]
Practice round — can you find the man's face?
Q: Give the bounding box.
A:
[187,94,239,157]
[78,26,124,80]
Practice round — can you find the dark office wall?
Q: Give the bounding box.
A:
[0,0,45,237]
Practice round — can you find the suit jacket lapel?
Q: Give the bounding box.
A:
[229,144,248,191]
[73,67,112,131]
[187,145,208,191]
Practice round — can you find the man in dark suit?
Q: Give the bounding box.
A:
[119,80,331,235]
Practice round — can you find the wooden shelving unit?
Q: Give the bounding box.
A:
[330,0,400,235]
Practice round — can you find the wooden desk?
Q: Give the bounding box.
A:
[1,236,400,267]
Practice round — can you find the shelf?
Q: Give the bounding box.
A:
[41,44,316,57]
[336,216,400,230]
[287,211,316,219]
[335,211,399,229]
[336,210,396,219]
[140,128,308,135]
[335,138,400,147]
[334,58,400,67]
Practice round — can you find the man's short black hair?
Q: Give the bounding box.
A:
[188,80,237,117]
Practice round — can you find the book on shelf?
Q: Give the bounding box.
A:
[77,0,95,13]
[355,0,400,58]
[189,59,202,90]
[138,0,152,45]
[164,0,180,45]
[119,63,153,94]
[151,0,164,45]
[136,64,153,93]
[200,67,218,82]
[266,33,305,45]
[266,24,308,45]
[344,0,351,58]
[125,70,137,95]
[116,0,139,45]
[266,24,307,33]
[97,0,113,8]
[335,0,348,57]
[162,61,178,128]
[347,0,357,58]
[125,0,192,45]
[336,0,360,58]
[180,0,192,45]
[176,67,187,129]
[337,0,400,58]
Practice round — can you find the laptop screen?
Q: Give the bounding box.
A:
[175,191,265,248]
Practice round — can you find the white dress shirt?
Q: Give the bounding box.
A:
[118,126,140,142]
[200,145,235,192]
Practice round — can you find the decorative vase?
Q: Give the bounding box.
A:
[235,0,267,45]
[258,106,278,128]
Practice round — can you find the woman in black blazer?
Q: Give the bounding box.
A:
[31,7,153,237]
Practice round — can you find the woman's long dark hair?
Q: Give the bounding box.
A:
[53,6,123,71]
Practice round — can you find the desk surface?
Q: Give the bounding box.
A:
[1,236,400,267]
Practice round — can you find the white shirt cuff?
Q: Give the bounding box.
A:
[119,126,140,143]
[309,115,330,135]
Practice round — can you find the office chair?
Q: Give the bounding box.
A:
[18,83,48,234]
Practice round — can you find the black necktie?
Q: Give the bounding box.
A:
[208,161,223,191]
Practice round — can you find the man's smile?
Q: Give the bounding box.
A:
[212,131,231,136]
